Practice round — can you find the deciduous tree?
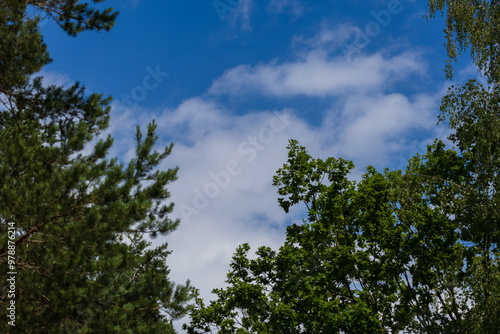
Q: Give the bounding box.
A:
[184,1,500,328]
[184,138,482,333]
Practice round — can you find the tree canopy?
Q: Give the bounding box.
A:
[184,134,499,333]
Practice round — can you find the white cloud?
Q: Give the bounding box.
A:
[292,22,362,52]
[38,70,73,88]
[156,98,233,144]
[208,50,425,97]
[330,92,439,166]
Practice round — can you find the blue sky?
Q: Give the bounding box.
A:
[38,0,476,330]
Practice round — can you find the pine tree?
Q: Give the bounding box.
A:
[0,1,194,332]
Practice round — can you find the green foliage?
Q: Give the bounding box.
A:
[19,0,117,37]
[427,0,500,82]
[425,7,500,329]
[0,0,117,95]
[0,1,194,332]
[0,2,49,94]
[440,79,500,249]
[185,134,498,333]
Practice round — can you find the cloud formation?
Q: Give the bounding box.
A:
[208,51,425,97]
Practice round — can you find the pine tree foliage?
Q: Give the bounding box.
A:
[0,1,194,332]
[0,0,117,95]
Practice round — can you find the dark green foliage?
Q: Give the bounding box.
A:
[18,0,117,37]
[0,0,117,94]
[0,3,49,94]
[439,80,500,250]
[0,1,194,332]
